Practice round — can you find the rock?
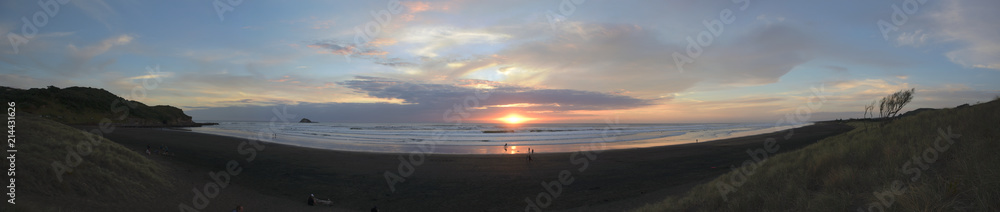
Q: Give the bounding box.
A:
[300,118,314,123]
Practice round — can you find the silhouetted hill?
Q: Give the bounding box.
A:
[637,99,1000,211]
[0,86,200,126]
[897,107,937,118]
[11,114,172,211]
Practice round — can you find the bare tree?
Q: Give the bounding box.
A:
[864,100,876,131]
[878,88,915,120]
[864,100,876,119]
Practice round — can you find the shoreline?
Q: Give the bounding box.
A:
[180,122,813,155]
[87,121,853,211]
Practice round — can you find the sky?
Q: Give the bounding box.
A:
[1,0,998,123]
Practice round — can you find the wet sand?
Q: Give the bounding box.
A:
[93,122,852,211]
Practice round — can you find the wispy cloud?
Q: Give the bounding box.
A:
[923,1,1000,70]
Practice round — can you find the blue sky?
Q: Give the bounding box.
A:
[1,0,998,123]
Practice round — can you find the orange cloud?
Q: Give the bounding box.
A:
[270,75,293,82]
[402,1,431,13]
[369,38,398,47]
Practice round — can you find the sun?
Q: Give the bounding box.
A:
[497,114,535,124]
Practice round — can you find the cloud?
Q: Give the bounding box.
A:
[896,30,928,47]
[830,79,912,95]
[401,1,432,13]
[822,79,998,113]
[37,31,78,38]
[823,65,848,73]
[125,72,173,81]
[399,26,511,58]
[492,23,694,95]
[67,34,133,59]
[369,22,842,99]
[373,58,416,67]
[307,40,388,58]
[53,34,135,75]
[338,76,653,110]
[691,24,822,85]
[369,38,398,47]
[756,14,786,25]
[187,102,436,122]
[307,40,356,55]
[488,22,831,97]
[187,76,655,122]
[70,0,117,30]
[927,0,1000,70]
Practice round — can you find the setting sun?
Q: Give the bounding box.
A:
[497,114,536,124]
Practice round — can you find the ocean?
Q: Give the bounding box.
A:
[186,121,810,154]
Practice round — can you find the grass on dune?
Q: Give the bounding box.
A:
[634,100,1000,211]
[5,114,172,212]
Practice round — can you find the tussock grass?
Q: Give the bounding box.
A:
[634,100,1000,211]
[8,114,172,211]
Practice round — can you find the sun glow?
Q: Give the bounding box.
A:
[497,114,536,124]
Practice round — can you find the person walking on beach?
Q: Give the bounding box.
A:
[527,147,533,162]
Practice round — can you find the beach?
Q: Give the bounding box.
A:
[90,122,852,211]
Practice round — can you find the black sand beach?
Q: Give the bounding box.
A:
[90,122,852,211]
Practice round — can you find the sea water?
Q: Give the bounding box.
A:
[186,122,810,154]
